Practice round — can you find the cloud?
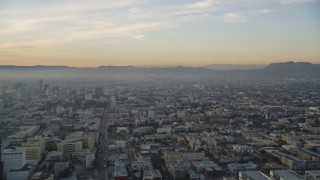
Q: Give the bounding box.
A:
[222,12,247,22]
[188,0,214,9]
[280,0,316,4]
[183,13,210,21]
[0,0,308,54]
[0,0,144,15]
[0,16,73,34]
[133,34,145,40]
[128,8,142,14]
[0,22,173,51]
[260,9,273,14]
[0,37,64,50]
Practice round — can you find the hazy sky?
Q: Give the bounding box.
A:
[0,0,319,67]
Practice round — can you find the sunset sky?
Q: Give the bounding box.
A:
[0,0,319,67]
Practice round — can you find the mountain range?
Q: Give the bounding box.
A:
[0,61,319,80]
[203,64,265,70]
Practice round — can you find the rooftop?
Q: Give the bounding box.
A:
[240,171,271,180]
[271,170,304,180]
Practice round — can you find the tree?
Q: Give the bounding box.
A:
[91,158,99,168]
[151,155,162,170]
[59,167,72,178]
[48,162,54,170]
[126,167,131,177]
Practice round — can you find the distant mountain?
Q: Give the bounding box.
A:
[204,64,265,70]
[0,61,319,80]
[261,61,320,77]
[0,65,71,69]
[264,61,319,71]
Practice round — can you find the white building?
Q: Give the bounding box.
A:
[1,149,26,176]
[233,145,254,153]
[157,127,172,134]
[55,105,65,115]
[85,94,93,101]
[116,141,126,149]
[239,171,271,180]
[115,161,127,179]
[86,152,95,168]
[7,169,29,180]
[116,127,129,134]
[9,126,40,139]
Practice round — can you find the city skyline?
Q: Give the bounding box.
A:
[1,0,320,67]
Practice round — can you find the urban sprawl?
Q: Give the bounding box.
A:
[0,79,320,180]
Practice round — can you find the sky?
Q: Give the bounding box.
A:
[0,0,319,67]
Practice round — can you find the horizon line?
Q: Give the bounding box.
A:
[0,61,318,68]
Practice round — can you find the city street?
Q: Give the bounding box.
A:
[98,103,110,180]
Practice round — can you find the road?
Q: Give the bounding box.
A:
[98,103,110,180]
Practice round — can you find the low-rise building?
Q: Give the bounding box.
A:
[270,170,304,180]
[297,148,320,161]
[115,161,128,180]
[227,162,257,176]
[239,171,271,180]
[233,145,254,153]
[57,140,82,154]
[305,170,320,180]
[16,136,45,164]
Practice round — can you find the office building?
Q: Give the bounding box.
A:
[1,149,26,176]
